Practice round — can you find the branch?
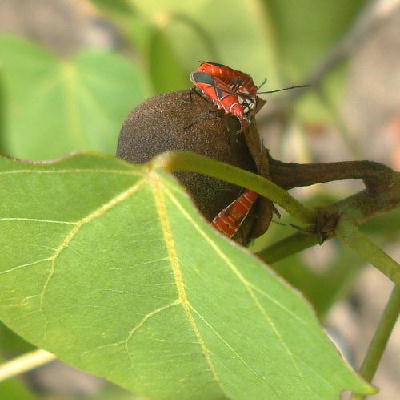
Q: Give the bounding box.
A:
[336,216,400,284]
[151,151,315,224]
[257,165,400,263]
[258,231,317,264]
[269,158,394,192]
[244,108,274,237]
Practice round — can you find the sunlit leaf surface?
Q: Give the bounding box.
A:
[0,153,374,399]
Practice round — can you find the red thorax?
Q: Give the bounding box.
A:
[196,62,258,95]
[190,62,259,131]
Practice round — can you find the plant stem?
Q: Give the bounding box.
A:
[0,349,55,382]
[151,150,315,224]
[257,231,318,264]
[269,158,392,191]
[336,216,400,285]
[350,285,400,400]
[337,216,400,399]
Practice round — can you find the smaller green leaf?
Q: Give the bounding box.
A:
[0,35,148,159]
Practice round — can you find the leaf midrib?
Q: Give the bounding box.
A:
[150,171,231,398]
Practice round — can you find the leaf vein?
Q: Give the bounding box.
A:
[189,305,272,384]
[150,173,230,398]
[125,299,182,346]
[38,179,147,336]
[0,169,142,176]
[0,258,51,275]
[161,180,314,395]
[124,299,182,368]
[0,218,76,224]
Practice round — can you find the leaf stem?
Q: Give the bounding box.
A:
[257,231,318,264]
[151,150,315,224]
[350,285,400,400]
[336,215,400,285]
[0,349,55,382]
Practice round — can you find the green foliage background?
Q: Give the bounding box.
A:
[0,1,398,400]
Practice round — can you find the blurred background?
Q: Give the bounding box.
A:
[0,0,399,399]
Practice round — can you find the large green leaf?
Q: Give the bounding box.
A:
[0,64,5,153]
[0,153,374,399]
[0,35,148,159]
[253,218,365,317]
[0,323,34,354]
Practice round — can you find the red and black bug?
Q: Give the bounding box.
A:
[190,62,259,132]
[189,63,259,237]
[190,61,307,133]
[196,62,259,95]
[190,62,307,238]
[190,71,253,130]
[189,63,261,237]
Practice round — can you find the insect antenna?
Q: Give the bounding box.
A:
[257,78,267,90]
[258,84,309,94]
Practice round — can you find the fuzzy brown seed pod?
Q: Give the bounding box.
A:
[117,89,257,229]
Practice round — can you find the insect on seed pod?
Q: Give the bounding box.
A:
[117,90,259,242]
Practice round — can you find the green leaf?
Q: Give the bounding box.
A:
[0,35,148,159]
[0,153,374,399]
[269,250,364,318]
[0,62,6,154]
[88,384,143,400]
[0,323,34,354]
